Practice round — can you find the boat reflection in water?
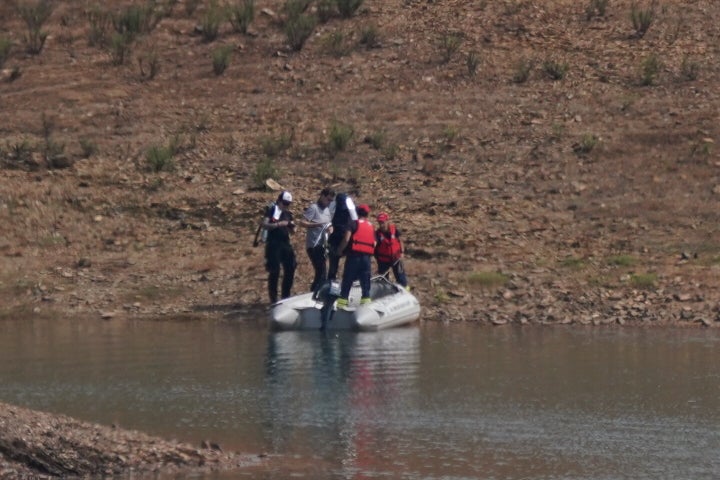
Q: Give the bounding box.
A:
[263,327,420,478]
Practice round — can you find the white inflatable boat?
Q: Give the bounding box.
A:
[269,276,420,331]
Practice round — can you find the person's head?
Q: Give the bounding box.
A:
[377,212,389,230]
[318,187,335,208]
[277,190,292,209]
[356,204,370,218]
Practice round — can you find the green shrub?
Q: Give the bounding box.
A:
[573,133,599,155]
[284,0,312,19]
[212,45,233,75]
[630,1,656,38]
[252,157,278,189]
[284,13,316,51]
[640,53,660,86]
[146,144,175,172]
[680,56,699,81]
[322,30,351,57]
[512,57,533,83]
[112,3,159,39]
[317,0,335,22]
[228,0,255,34]
[201,1,225,42]
[543,58,568,80]
[86,6,112,47]
[630,273,657,289]
[466,50,479,77]
[438,32,463,64]
[359,23,379,48]
[559,256,586,270]
[17,0,54,54]
[79,138,98,158]
[367,130,385,150]
[337,0,363,18]
[585,0,609,20]
[260,132,292,157]
[0,38,12,68]
[109,32,133,65]
[608,255,636,267]
[138,47,160,80]
[328,120,354,153]
[468,271,509,289]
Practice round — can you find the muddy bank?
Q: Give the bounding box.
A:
[0,402,262,479]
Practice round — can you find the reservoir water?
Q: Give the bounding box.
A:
[0,318,719,479]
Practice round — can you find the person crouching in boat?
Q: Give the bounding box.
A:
[374,211,409,289]
[335,204,376,309]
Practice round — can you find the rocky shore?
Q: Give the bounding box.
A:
[0,402,262,479]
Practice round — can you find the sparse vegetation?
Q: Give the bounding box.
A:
[17,0,54,54]
[559,256,586,270]
[512,57,533,83]
[109,32,133,65]
[367,130,386,150]
[284,13,316,51]
[86,6,112,47]
[0,38,12,68]
[640,53,661,86]
[260,132,292,157]
[252,157,279,189]
[212,45,233,75]
[359,23,380,49]
[336,0,364,18]
[467,271,509,289]
[438,32,463,64]
[79,139,98,158]
[138,47,160,80]
[573,133,599,155]
[630,273,657,289]
[145,144,175,172]
[680,56,699,81]
[630,1,656,38]
[201,1,225,42]
[608,255,636,267]
[228,0,255,34]
[543,58,569,80]
[466,50,479,77]
[585,0,609,20]
[322,30,351,57]
[317,0,336,23]
[328,121,354,154]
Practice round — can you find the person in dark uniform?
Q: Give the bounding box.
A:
[327,192,358,282]
[336,204,376,309]
[262,190,296,304]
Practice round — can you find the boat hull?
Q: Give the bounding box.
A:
[269,278,420,331]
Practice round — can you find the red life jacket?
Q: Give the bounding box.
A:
[375,224,402,263]
[350,219,375,255]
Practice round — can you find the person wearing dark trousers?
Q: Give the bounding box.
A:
[374,211,409,288]
[263,190,297,304]
[327,192,358,282]
[336,204,376,309]
[298,187,335,292]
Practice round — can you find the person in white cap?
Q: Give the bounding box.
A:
[262,190,296,303]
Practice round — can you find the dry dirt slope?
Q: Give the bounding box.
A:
[0,0,720,325]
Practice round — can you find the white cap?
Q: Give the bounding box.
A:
[281,191,292,203]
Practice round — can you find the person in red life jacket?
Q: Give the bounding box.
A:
[262,190,297,304]
[335,204,376,309]
[374,212,409,288]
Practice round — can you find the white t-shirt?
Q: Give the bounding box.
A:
[303,202,332,248]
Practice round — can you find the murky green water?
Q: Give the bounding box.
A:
[1,318,719,479]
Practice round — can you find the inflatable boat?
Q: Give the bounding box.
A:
[269,276,420,331]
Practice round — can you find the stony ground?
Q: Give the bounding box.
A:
[1,0,720,473]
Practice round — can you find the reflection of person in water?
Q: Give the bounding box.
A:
[263,329,420,477]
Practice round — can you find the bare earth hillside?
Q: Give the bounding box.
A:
[1,0,720,476]
[1,0,720,330]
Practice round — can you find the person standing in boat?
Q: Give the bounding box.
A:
[336,204,376,309]
[374,211,409,289]
[327,192,358,282]
[262,190,296,304]
[297,187,335,293]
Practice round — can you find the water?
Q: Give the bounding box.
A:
[1,318,719,479]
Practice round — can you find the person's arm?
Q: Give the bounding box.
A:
[336,229,352,256]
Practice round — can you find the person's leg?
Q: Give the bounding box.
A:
[393,260,408,287]
[307,245,326,292]
[280,245,296,299]
[328,251,340,281]
[339,255,360,301]
[265,246,280,303]
[376,261,390,277]
[359,255,372,301]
